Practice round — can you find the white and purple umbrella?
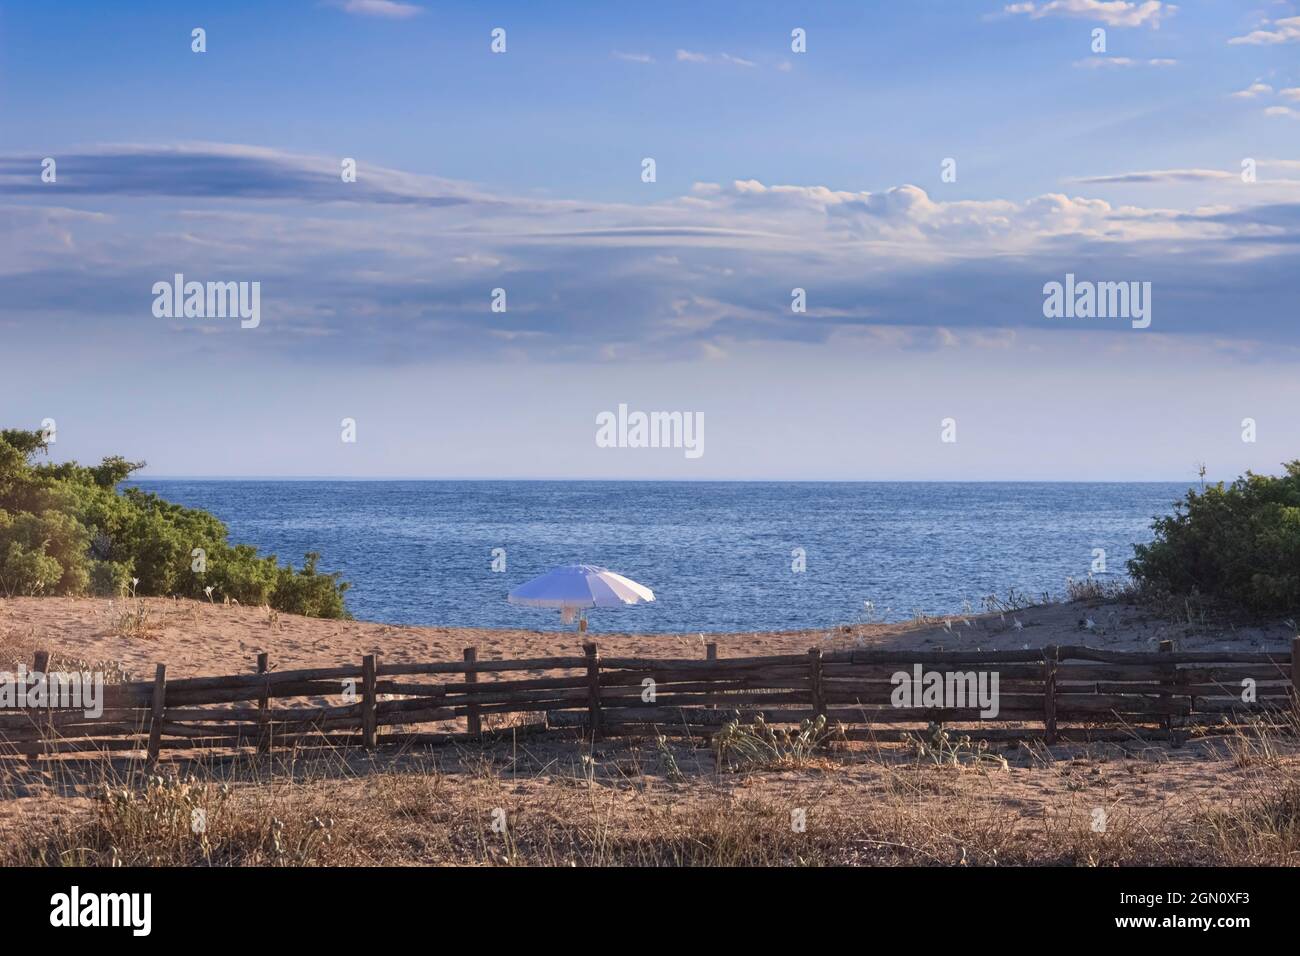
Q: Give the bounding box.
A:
[508,564,655,626]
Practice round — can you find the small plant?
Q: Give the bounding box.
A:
[910,723,1010,771]
[713,712,837,772]
[982,589,1042,613]
[96,774,226,863]
[1065,574,1134,603]
[853,600,891,630]
[267,814,334,865]
[115,599,158,640]
[654,735,684,782]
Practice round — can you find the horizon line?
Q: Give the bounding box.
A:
[127,475,1203,484]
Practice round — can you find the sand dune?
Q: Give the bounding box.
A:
[0,595,1289,681]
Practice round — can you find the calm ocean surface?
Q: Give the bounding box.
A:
[128,481,1191,633]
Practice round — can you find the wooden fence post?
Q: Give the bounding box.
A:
[584,642,602,740]
[361,654,377,751]
[808,647,827,721]
[706,643,717,662]
[1043,645,1058,745]
[146,663,167,768]
[28,651,51,763]
[1159,640,1179,747]
[256,652,271,754]
[464,647,481,736]
[1292,636,1300,724]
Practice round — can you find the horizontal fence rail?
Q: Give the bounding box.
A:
[1,637,1296,760]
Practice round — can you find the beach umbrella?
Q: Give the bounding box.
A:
[508,564,655,627]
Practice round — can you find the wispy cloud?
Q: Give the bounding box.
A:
[1227,80,1300,121]
[1004,0,1175,29]
[1073,56,1177,67]
[1067,168,1236,184]
[0,143,492,207]
[612,51,654,63]
[338,0,422,18]
[1231,81,1274,99]
[7,143,1300,367]
[1228,16,1300,46]
[676,49,756,67]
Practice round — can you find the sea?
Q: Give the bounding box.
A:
[127,481,1192,634]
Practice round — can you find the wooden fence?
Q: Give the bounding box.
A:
[2,638,1297,761]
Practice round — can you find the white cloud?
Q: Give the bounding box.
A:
[6,144,1300,364]
[613,51,654,64]
[1231,81,1274,98]
[1073,56,1177,67]
[1228,16,1300,46]
[1265,105,1300,119]
[1068,168,1237,184]
[1076,57,1135,67]
[1071,56,1175,68]
[1279,87,1300,101]
[1066,164,1300,193]
[1004,0,1175,29]
[676,49,756,67]
[339,0,422,18]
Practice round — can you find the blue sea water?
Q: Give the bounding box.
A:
[127,481,1191,633]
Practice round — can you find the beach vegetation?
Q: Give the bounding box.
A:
[1129,461,1300,616]
[0,428,349,617]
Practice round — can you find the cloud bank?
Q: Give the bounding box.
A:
[4,143,1299,366]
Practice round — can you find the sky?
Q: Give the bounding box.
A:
[2,0,1300,480]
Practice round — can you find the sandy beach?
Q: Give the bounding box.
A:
[1,594,1290,681]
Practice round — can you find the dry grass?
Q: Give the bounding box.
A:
[0,628,132,684]
[3,719,1299,867]
[114,597,161,641]
[1064,575,1136,604]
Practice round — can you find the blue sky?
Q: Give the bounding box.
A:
[3,0,1300,479]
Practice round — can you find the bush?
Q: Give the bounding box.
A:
[0,539,64,596]
[270,552,349,619]
[0,429,349,617]
[90,560,132,598]
[0,507,91,595]
[1128,461,1300,616]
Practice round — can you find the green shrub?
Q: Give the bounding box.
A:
[0,507,91,595]
[0,539,64,596]
[0,429,349,617]
[90,559,132,598]
[1128,461,1300,616]
[206,544,279,607]
[270,552,349,619]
